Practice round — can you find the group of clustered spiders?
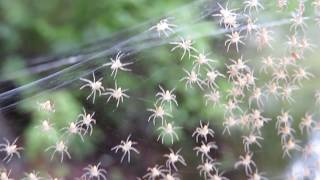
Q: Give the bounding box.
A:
[1,0,320,179]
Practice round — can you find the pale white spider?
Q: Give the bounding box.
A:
[224,99,242,115]
[208,169,229,180]
[164,148,186,171]
[197,160,221,179]
[223,116,238,135]
[276,110,293,129]
[180,68,204,89]
[244,0,264,13]
[204,89,221,106]
[192,52,216,70]
[299,113,315,134]
[102,82,129,107]
[0,168,13,180]
[266,81,280,98]
[192,121,215,143]
[0,137,23,163]
[150,18,176,37]
[37,100,55,113]
[156,85,178,109]
[225,31,245,52]
[82,162,107,180]
[290,11,307,32]
[193,141,218,162]
[292,67,314,85]
[103,51,132,78]
[227,85,244,100]
[45,140,71,162]
[143,164,166,180]
[213,3,238,29]
[157,122,180,144]
[205,68,225,89]
[256,28,273,50]
[111,135,139,163]
[230,56,249,72]
[249,87,265,108]
[234,152,256,175]
[78,108,96,136]
[282,138,301,158]
[147,104,172,125]
[281,85,298,103]
[242,132,264,152]
[277,0,288,9]
[260,56,275,73]
[272,68,288,83]
[37,119,54,132]
[160,172,180,180]
[245,16,258,35]
[278,123,296,143]
[61,121,84,141]
[170,37,197,60]
[23,171,42,180]
[248,169,268,180]
[80,73,105,103]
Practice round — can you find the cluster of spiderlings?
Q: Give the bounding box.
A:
[1,0,320,179]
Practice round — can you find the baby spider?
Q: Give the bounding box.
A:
[37,100,55,113]
[290,11,307,32]
[276,110,293,129]
[143,164,166,180]
[242,132,264,152]
[192,52,216,70]
[82,162,107,180]
[0,137,23,163]
[204,89,221,106]
[256,28,273,50]
[170,37,197,60]
[292,67,314,85]
[248,169,268,180]
[180,68,204,90]
[213,3,238,29]
[157,122,180,144]
[244,0,264,13]
[149,18,176,37]
[23,171,42,180]
[164,148,186,171]
[208,169,229,180]
[102,82,129,107]
[111,135,139,163]
[282,138,301,158]
[61,121,84,141]
[103,51,133,78]
[0,168,13,180]
[45,140,71,162]
[225,31,245,52]
[278,123,296,143]
[78,108,96,136]
[80,73,105,104]
[193,141,218,162]
[223,116,238,135]
[160,172,180,180]
[197,160,221,179]
[192,121,215,143]
[299,113,315,134]
[37,119,54,132]
[205,68,225,89]
[147,104,172,125]
[156,85,178,109]
[234,152,257,175]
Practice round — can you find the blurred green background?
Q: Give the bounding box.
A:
[0,0,319,179]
